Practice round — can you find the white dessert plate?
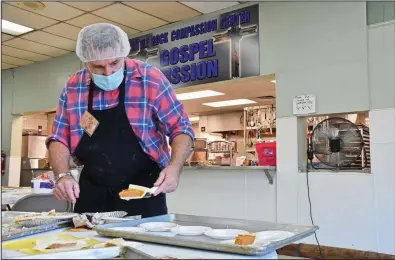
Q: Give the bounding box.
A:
[138,222,178,232]
[204,229,248,240]
[255,230,294,242]
[108,227,147,233]
[170,226,212,236]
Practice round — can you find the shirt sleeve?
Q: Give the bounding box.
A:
[153,72,195,144]
[45,86,70,150]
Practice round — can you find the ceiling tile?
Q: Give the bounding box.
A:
[61,2,113,12]
[42,23,81,41]
[123,2,201,22]
[2,46,52,62]
[8,2,84,21]
[66,14,139,36]
[2,63,18,70]
[1,3,57,29]
[3,38,69,57]
[21,31,76,51]
[181,2,240,14]
[2,33,14,42]
[93,3,167,31]
[2,55,34,66]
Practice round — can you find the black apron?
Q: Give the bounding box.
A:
[73,71,167,218]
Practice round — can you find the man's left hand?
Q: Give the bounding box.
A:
[153,164,182,196]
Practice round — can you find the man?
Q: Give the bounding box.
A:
[46,23,194,217]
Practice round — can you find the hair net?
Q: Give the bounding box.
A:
[76,23,131,63]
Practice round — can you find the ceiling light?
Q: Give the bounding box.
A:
[203,99,257,108]
[17,2,46,10]
[176,90,224,101]
[189,116,200,122]
[271,80,276,83]
[1,20,33,36]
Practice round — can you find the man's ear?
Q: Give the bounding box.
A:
[85,63,93,76]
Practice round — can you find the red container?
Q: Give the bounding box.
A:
[255,142,277,166]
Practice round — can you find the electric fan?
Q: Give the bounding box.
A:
[307,117,364,169]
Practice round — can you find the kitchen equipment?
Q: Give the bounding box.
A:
[193,138,207,149]
[1,211,72,241]
[307,117,364,169]
[207,141,233,166]
[94,214,319,256]
[21,135,47,159]
[190,149,208,163]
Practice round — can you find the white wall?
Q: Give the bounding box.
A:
[259,1,394,254]
[367,20,395,254]
[168,168,277,222]
[260,2,370,117]
[270,2,395,254]
[276,117,379,251]
[11,53,81,114]
[1,1,394,254]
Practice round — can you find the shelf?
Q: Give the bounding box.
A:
[264,169,274,185]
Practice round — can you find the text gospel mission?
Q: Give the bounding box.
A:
[129,10,251,85]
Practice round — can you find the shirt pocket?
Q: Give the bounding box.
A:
[124,97,155,129]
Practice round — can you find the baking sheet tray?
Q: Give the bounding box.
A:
[2,224,65,242]
[7,246,155,259]
[1,211,71,241]
[94,214,318,256]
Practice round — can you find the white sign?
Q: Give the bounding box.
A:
[293,94,316,115]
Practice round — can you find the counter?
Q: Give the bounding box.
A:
[183,166,276,171]
[167,166,277,223]
[183,165,276,184]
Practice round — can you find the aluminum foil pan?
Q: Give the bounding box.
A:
[85,211,128,218]
[18,218,58,228]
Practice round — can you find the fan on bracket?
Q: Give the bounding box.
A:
[308,117,364,168]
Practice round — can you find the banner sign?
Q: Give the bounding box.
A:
[128,4,260,88]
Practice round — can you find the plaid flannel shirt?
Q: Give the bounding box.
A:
[46,58,194,169]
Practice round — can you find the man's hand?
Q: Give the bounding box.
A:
[53,176,80,204]
[153,164,182,196]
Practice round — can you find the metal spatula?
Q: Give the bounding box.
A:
[142,187,158,199]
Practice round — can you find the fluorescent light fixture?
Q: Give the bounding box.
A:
[2,20,33,36]
[271,80,276,83]
[203,99,257,108]
[189,116,200,122]
[176,90,224,101]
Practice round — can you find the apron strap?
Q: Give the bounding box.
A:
[87,64,127,113]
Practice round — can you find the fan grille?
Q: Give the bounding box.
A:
[311,117,364,168]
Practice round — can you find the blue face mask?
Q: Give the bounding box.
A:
[92,65,124,91]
